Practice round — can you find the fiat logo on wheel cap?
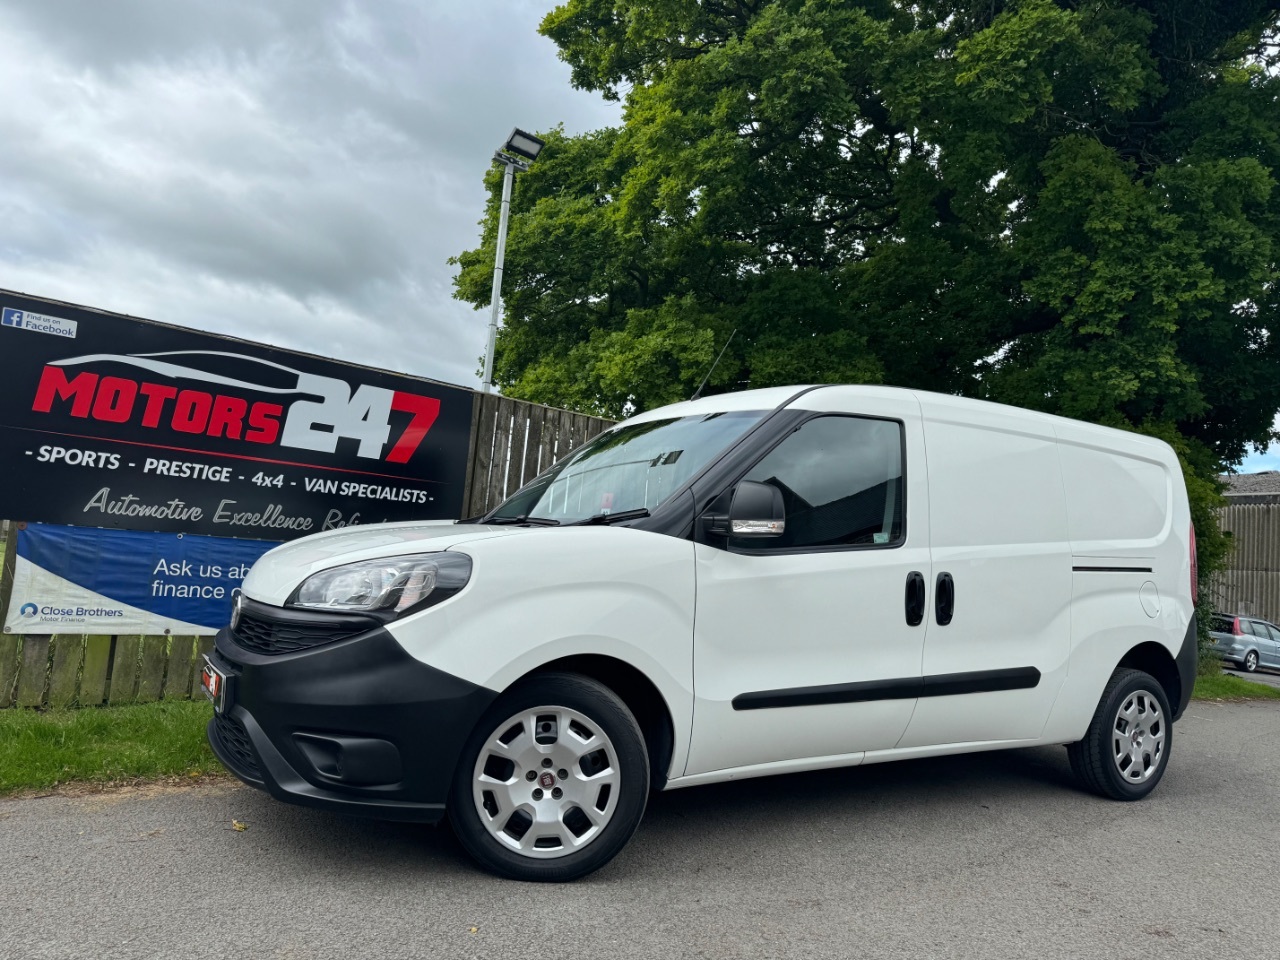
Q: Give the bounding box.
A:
[538,771,556,789]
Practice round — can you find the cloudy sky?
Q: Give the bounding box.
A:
[0,0,617,389]
[0,0,1274,471]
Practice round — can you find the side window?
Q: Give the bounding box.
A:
[1266,624,1280,642]
[731,415,904,551]
[1245,621,1263,638]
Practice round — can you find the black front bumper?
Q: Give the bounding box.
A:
[207,613,497,823]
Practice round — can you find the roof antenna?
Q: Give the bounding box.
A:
[690,329,736,402]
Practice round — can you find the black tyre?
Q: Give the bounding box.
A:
[1067,668,1172,801]
[1243,650,1259,672]
[447,672,649,882]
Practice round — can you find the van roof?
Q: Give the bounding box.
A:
[623,385,1168,457]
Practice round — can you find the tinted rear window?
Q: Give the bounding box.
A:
[1211,615,1234,633]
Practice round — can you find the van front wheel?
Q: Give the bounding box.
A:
[448,672,649,881]
[1068,668,1172,801]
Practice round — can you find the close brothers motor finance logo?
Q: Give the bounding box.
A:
[29,351,441,463]
[19,603,38,618]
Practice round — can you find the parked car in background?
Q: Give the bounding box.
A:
[1210,614,1280,673]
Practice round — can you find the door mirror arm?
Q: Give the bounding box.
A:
[698,489,732,538]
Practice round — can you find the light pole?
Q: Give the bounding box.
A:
[482,128,545,393]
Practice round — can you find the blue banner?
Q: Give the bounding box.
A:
[7,523,279,635]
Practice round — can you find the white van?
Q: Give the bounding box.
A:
[204,385,1199,881]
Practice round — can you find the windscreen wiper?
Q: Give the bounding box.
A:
[572,508,651,526]
[485,515,561,526]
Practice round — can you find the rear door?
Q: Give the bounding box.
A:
[1260,623,1280,668]
[686,389,931,777]
[1243,621,1268,665]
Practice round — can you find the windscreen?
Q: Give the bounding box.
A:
[488,410,766,524]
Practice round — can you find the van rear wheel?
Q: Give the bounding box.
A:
[447,672,649,881]
[1067,668,1172,801]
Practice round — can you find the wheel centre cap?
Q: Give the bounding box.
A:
[538,771,556,789]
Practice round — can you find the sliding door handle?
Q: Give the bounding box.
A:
[935,572,955,626]
[905,571,925,626]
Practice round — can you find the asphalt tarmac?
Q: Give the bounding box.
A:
[1,699,1277,960]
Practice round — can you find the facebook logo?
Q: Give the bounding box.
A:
[1,306,77,338]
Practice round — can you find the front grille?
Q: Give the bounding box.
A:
[232,610,369,655]
[214,712,260,779]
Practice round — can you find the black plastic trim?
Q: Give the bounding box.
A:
[1172,615,1198,722]
[208,617,498,822]
[1072,566,1154,573]
[732,666,1042,711]
[231,596,383,656]
[935,571,955,626]
[905,571,925,627]
[922,667,1041,697]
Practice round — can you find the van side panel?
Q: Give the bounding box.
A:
[1058,439,1172,554]
[1039,423,1193,743]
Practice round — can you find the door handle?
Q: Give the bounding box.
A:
[905,571,925,626]
[935,572,955,626]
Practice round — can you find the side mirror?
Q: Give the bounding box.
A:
[728,480,785,537]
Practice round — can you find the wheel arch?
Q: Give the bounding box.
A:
[1116,641,1181,712]
[513,655,677,791]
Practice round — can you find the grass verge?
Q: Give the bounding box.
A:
[0,700,223,795]
[1192,672,1280,702]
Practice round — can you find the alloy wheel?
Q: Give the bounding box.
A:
[1111,689,1165,784]
[471,706,620,859]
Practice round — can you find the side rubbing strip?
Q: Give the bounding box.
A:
[1072,565,1153,573]
[732,667,1042,711]
[919,666,1041,698]
[732,677,917,711]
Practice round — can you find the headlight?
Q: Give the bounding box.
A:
[289,552,472,615]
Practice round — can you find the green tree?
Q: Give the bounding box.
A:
[452,0,1280,594]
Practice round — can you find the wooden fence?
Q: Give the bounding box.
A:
[461,392,613,518]
[0,392,612,709]
[0,630,214,710]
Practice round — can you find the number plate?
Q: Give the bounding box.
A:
[200,657,228,713]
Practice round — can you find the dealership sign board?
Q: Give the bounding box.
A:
[0,291,474,537]
[6,523,276,635]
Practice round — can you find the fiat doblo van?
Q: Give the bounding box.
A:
[205,385,1198,881]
